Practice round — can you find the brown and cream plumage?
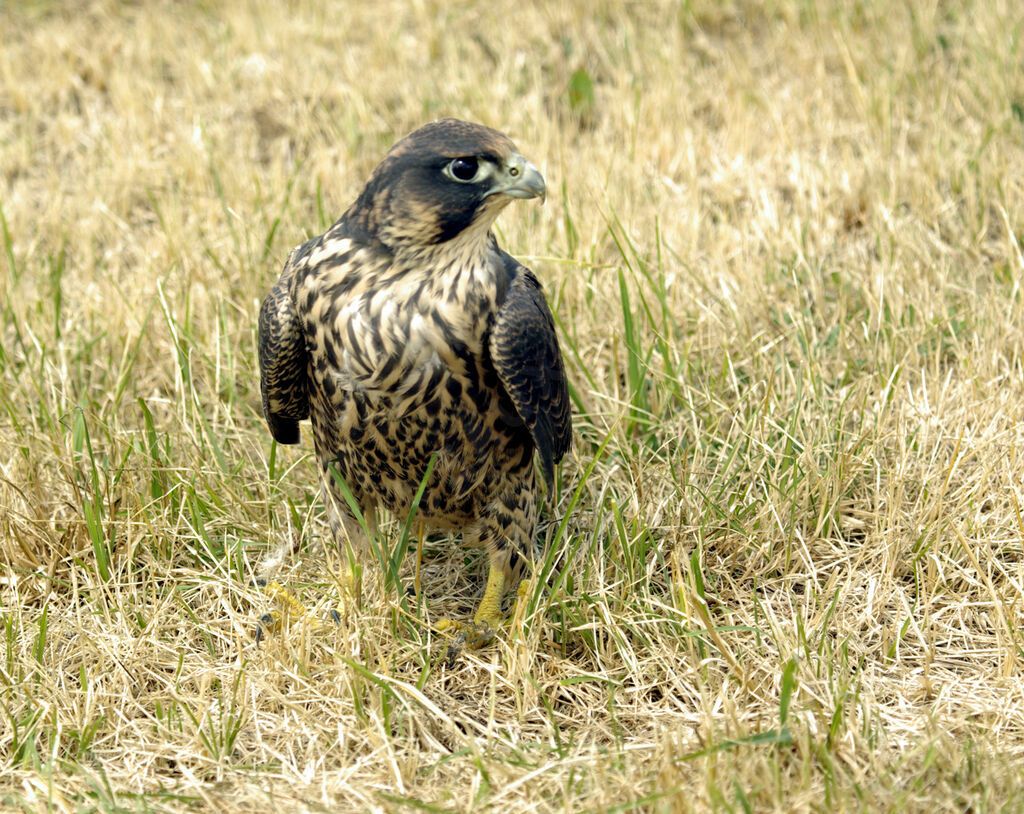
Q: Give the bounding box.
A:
[258,119,571,642]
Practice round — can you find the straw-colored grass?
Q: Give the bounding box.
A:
[3,0,1024,810]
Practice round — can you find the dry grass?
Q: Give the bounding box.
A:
[3,0,1024,810]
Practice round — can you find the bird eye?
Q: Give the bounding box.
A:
[446,157,480,182]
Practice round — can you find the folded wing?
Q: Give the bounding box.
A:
[258,266,309,444]
[490,263,572,488]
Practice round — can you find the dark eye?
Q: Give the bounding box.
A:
[446,157,479,182]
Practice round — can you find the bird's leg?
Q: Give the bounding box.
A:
[254,480,372,643]
[437,479,537,651]
[254,533,306,642]
[436,526,499,648]
[436,548,506,656]
[472,556,506,631]
[435,545,516,650]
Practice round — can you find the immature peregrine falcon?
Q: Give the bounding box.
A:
[258,119,571,643]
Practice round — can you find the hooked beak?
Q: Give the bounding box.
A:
[485,153,546,202]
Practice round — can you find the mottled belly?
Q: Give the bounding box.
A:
[322,393,527,530]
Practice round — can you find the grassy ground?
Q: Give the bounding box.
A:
[3,0,1024,810]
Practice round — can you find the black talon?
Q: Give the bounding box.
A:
[254,612,277,645]
[445,632,467,669]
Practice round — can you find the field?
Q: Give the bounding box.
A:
[3,0,1024,810]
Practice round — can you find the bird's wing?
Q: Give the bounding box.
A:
[258,253,309,444]
[490,260,572,488]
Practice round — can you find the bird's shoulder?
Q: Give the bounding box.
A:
[282,223,394,318]
[487,237,522,306]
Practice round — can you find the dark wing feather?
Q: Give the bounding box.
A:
[258,261,309,444]
[490,261,572,488]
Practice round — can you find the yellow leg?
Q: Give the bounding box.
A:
[472,563,505,630]
[437,561,506,650]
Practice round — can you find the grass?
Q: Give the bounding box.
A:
[2,0,1024,810]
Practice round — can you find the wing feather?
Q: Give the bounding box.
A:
[258,258,309,444]
[490,260,572,487]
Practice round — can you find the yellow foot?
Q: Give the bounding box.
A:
[254,580,341,644]
[436,618,498,649]
[436,618,499,668]
[436,561,511,663]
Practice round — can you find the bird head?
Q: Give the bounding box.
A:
[344,119,546,253]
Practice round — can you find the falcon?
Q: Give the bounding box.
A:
[258,119,571,644]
